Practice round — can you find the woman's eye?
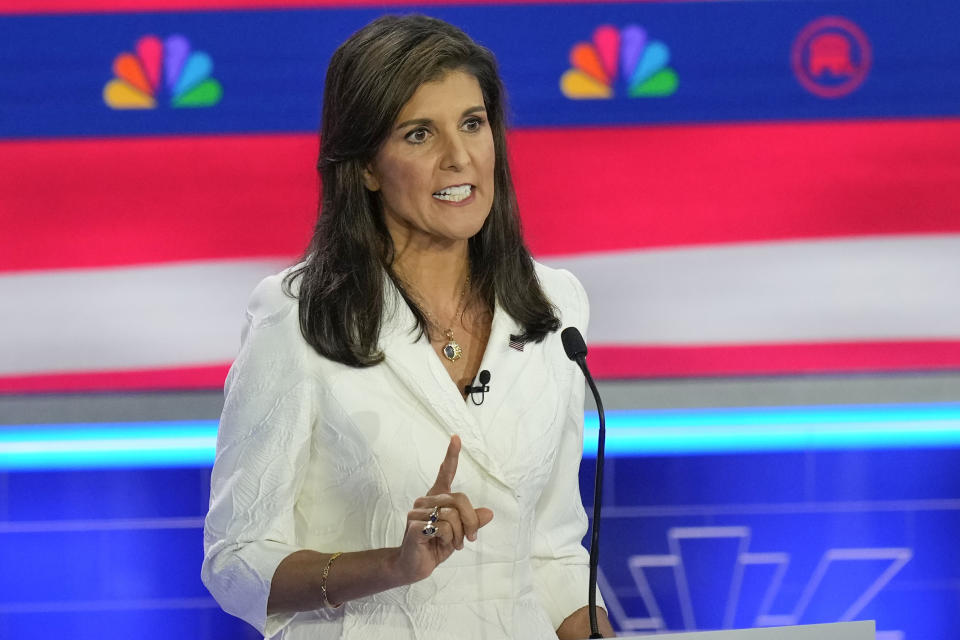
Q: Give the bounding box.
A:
[405,128,429,144]
[463,117,485,132]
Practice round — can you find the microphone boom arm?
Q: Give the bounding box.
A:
[561,327,606,638]
[578,355,605,639]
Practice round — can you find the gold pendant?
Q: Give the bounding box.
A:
[441,330,462,362]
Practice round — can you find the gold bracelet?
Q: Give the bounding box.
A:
[320,551,343,609]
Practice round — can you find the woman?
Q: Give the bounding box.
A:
[202,14,613,639]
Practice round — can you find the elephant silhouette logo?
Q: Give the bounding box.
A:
[809,34,856,77]
[791,16,871,99]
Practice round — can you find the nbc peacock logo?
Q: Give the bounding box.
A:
[103,34,223,109]
[560,25,678,99]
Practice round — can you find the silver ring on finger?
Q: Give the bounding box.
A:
[422,520,438,536]
[428,506,440,523]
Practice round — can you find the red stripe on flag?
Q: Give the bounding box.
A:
[0,364,231,394]
[1,134,319,272]
[512,119,960,257]
[3,119,960,272]
[589,341,960,379]
[2,341,957,394]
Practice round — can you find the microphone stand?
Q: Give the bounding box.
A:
[581,359,606,639]
[562,328,606,639]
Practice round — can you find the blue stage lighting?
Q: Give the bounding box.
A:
[2,403,960,470]
[583,402,960,457]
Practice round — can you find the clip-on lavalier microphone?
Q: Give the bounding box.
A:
[464,369,491,406]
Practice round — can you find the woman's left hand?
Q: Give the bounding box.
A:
[392,435,494,582]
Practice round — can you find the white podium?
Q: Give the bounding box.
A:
[612,620,874,639]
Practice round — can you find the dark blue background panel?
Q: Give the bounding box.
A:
[2,0,960,138]
[580,448,960,637]
[4,448,956,637]
[5,467,210,520]
[0,607,260,640]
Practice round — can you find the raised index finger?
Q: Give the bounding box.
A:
[429,435,461,495]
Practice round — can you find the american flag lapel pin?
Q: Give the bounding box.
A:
[508,334,526,352]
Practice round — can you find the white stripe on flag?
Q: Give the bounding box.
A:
[1,259,289,375]
[544,234,960,345]
[3,234,958,377]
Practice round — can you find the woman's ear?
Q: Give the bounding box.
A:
[362,165,380,192]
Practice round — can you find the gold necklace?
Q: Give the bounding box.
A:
[419,273,471,362]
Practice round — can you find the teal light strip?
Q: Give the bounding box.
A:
[0,421,218,470]
[2,403,960,470]
[583,403,960,457]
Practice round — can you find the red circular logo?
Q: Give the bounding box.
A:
[791,16,872,99]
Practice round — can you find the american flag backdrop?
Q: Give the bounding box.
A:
[2,0,959,394]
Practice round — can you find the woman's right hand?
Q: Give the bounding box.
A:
[394,435,494,583]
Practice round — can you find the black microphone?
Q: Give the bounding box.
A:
[464,369,491,406]
[561,327,606,639]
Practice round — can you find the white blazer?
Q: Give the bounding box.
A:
[202,261,602,639]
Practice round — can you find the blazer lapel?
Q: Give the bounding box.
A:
[378,281,513,489]
[467,301,531,431]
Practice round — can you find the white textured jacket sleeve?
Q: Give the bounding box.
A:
[530,269,606,629]
[201,275,316,638]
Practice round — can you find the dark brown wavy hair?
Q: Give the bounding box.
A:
[284,14,560,366]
